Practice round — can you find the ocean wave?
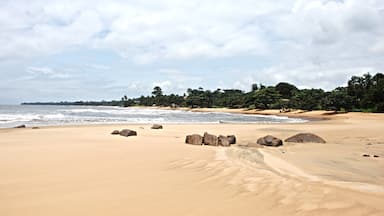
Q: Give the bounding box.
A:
[39,114,65,119]
[59,108,184,116]
[0,105,307,127]
[0,114,40,123]
[0,113,66,123]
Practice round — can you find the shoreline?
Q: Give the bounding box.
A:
[3,106,384,130]
[120,105,374,120]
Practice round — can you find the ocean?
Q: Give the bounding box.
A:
[0,105,306,128]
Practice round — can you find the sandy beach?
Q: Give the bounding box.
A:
[1,110,384,216]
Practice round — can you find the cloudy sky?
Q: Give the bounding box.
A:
[1,0,383,104]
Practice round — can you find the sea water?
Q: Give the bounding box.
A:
[0,105,306,128]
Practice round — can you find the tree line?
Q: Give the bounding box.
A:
[120,73,384,112]
[23,72,384,112]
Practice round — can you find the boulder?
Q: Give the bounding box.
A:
[257,135,283,147]
[227,135,236,144]
[119,129,137,137]
[218,135,230,147]
[151,124,163,129]
[285,133,326,143]
[185,134,203,145]
[111,130,120,135]
[14,124,26,128]
[203,132,218,146]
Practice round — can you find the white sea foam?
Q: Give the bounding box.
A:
[60,108,183,116]
[0,113,66,123]
[0,105,307,127]
[0,114,40,122]
[40,114,65,119]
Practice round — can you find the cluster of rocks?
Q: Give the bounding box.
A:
[362,154,380,158]
[185,132,236,147]
[111,129,137,137]
[249,132,326,147]
[111,124,163,137]
[12,124,39,129]
[185,132,325,148]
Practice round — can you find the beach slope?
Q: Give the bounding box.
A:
[0,112,384,215]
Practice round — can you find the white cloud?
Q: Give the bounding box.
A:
[85,64,111,70]
[1,0,383,64]
[152,80,172,92]
[1,0,384,103]
[159,69,202,82]
[27,67,55,75]
[26,66,71,79]
[224,63,374,91]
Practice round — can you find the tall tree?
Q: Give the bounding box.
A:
[251,84,258,92]
[291,89,325,110]
[275,82,298,99]
[322,87,353,111]
[251,87,281,109]
[152,86,163,97]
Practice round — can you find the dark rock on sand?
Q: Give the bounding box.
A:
[111,130,120,135]
[32,127,40,129]
[257,135,283,147]
[203,132,218,146]
[119,129,137,137]
[218,135,230,147]
[373,155,379,158]
[285,133,326,143]
[362,154,370,157]
[14,124,26,128]
[185,134,203,145]
[151,124,163,129]
[227,135,236,144]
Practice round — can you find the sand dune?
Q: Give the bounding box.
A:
[0,111,384,215]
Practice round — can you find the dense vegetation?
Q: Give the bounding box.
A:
[118,72,384,112]
[23,73,384,112]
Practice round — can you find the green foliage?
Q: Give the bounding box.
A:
[322,87,353,111]
[347,73,384,112]
[24,73,384,113]
[291,89,325,111]
[152,86,163,97]
[275,82,298,99]
[251,84,258,91]
[250,87,282,109]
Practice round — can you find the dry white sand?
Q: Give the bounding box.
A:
[0,111,383,215]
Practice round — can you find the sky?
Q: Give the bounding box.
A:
[1,0,384,104]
